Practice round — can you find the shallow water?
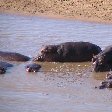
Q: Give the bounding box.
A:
[0,14,112,112]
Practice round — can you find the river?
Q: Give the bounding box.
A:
[0,14,112,112]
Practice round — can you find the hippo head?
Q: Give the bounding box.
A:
[33,45,62,62]
[98,80,112,89]
[98,81,108,89]
[25,64,41,72]
[92,55,110,72]
[0,67,6,74]
[40,45,58,54]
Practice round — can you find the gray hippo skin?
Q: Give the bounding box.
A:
[96,72,112,89]
[0,61,13,74]
[0,51,30,62]
[92,46,112,72]
[25,63,41,72]
[34,42,101,62]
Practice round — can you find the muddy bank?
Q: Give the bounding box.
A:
[0,0,112,23]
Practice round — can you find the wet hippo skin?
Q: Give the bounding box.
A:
[0,61,13,74]
[0,51,30,62]
[96,72,112,89]
[34,42,101,62]
[92,46,112,72]
[25,63,41,72]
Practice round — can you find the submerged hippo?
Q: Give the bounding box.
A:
[25,63,41,72]
[0,61,13,74]
[0,51,30,62]
[92,46,112,72]
[95,72,112,89]
[33,42,101,62]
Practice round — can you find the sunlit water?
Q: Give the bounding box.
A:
[0,14,112,112]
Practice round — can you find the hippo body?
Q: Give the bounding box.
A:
[0,61,13,74]
[34,42,101,62]
[92,46,112,72]
[0,51,30,62]
[25,63,41,72]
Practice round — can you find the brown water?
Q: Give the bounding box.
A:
[0,14,112,112]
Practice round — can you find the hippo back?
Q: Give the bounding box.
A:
[57,42,101,62]
[0,51,30,62]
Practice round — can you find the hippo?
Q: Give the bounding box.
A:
[95,72,112,89]
[0,51,30,62]
[25,63,41,72]
[0,67,6,74]
[0,61,13,74]
[33,42,101,62]
[92,46,112,72]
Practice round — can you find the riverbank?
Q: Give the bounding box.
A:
[0,0,112,24]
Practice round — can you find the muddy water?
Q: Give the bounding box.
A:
[0,14,112,112]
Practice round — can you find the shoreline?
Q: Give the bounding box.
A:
[0,0,112,24]
[1,10,112,25]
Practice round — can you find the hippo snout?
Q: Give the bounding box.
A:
[33,55,44,62]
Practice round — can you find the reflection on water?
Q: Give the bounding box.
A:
[0,14,112,112]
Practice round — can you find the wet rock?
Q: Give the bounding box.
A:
[34,42,101,62]
[0,51,30,62]
[25,63,41,72]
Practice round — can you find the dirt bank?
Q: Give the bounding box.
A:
[0,0,112,23]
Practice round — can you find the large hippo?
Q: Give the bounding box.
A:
[33,42,101,62]
[0,61,13,74]
[92,46,112,72]
[0,51,30,62]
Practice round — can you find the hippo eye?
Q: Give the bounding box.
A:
[38,57,40,58]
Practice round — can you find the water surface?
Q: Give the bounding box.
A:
[0,14,112,112]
